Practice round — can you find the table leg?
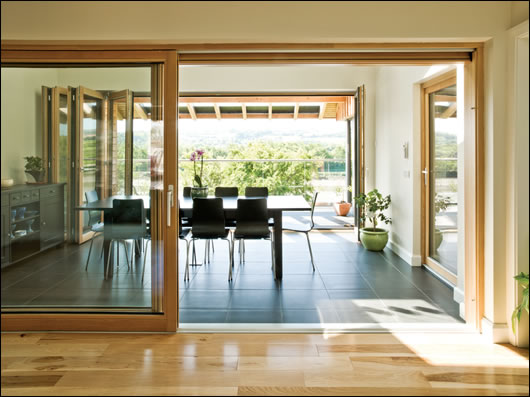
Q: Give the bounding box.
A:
[273,211,283,280]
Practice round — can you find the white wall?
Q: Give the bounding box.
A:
[373,66,430,266]
[1,68,58,184]
[0,67,150,185]
[2,0,529,345]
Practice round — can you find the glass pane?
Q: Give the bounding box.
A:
[58,92,69,234]
[429,84,458,275]
[81,96,103,235]
[0,66,161,312]
[132,97,152,196]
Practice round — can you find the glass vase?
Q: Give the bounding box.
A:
[190,186,208,199]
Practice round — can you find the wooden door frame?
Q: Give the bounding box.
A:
[0,50,178,332]
[1,42,483,332]
[421,70,458,285]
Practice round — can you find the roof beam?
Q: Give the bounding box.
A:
[213,104,221,120]
[179,96,350,104]
[187,104,197,120]
[318,104,325,120]
[179,113,320,119]
[134,103,148,120]
[242,103,247,120]
[434,94,457,102]
[293,103,299,120]
[268,104,272,120]
[440,103,457,118]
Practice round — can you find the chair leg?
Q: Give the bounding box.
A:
[184,240,191,282]
[122,240,130,272]
[305,232,315,271]
[228,238,233,281]
[85,237,95,271]
[270,232,275,271]
[106,241,114,280]
[142,239,151,282]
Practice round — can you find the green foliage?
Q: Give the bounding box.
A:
[24,156,44,172]
[354,189,392,230]
[512,272,529,334]
[434,194,451,214]
[178,141,333,201]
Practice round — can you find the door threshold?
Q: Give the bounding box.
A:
[178,322,476,334]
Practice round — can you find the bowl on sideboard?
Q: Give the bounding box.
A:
[1,178,14,188]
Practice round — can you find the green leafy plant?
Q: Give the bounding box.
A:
[354,189,392,231]
[24,156,44,172]
[434,193,451,214]
[190,149,205,187]
[512,272,529,334]
[335,186,346,203]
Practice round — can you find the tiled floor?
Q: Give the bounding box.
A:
[179,231,464,324]
[1,229,463,326]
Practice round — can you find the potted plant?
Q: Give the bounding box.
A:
[333,186,352,216]
[24,156,45,184]
[190,149,208,198]
[512,272,529,334]
[433,194,452,250]
[354,188,391,251]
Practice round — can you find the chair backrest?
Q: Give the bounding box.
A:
[191,198,226,238]
[215,186,238,197]
[85,190,102,227]
[245,187,269,197]
[234,198,270,238]
[183,186,192,198]
[309,192,319,230]
[109,199,146,239]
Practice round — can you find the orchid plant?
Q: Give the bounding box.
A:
[190,149,205,187]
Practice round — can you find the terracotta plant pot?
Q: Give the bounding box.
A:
[333,202,352,216]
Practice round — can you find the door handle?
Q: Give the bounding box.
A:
[422,168,428,185]
[167,185,174,227]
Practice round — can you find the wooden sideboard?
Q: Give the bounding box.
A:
[1,183,65,268]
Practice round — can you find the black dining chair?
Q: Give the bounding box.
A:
[191,198,233,280]
[231,198,274,275]
[282,192,319,271]
[107,198,148,279]
[183,186,192,198]
[215,187,239,197]
[179,207,193,282]
[245,186,269,197]
[84,190,105,271]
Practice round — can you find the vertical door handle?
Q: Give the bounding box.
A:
[167,185,174,227]
[422,168,428,185]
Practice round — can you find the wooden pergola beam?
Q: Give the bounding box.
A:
[187,103,197,120]
[294,103,299,120]
[179,96,350,104]
[213,104,221,119]
[440,103,457,118]
[434,94,457,102]
[268,104,272,120]
[179,113,320,119]
[242,103,247,120]
[318,104,325,120]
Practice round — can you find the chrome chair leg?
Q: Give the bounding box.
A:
[85,237,95,271]
[305,232,315,271]
[106,241,114,279]
[227,238,234,281]
[183,240,191,282]
[142,239,151,282]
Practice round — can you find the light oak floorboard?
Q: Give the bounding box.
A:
[1,332,528,396]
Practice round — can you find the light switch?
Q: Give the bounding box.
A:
[403,170,410,178]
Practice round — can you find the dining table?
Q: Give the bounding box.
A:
[78,194,311,280]
[179,195,311,280]
[76,195,150,278]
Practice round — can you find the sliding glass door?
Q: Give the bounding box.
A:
[422,72,460,285]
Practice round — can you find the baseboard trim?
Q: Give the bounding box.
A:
[481,317,509,343]
[388,239,421,267]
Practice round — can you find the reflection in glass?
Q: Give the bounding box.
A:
[429,84,458,275]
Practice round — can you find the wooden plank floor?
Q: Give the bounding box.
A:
[1,332,528,396]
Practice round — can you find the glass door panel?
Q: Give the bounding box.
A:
[108,90,132,195]
[76,87,106,243]
[426,83,459,283]
[132,95,152,196]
